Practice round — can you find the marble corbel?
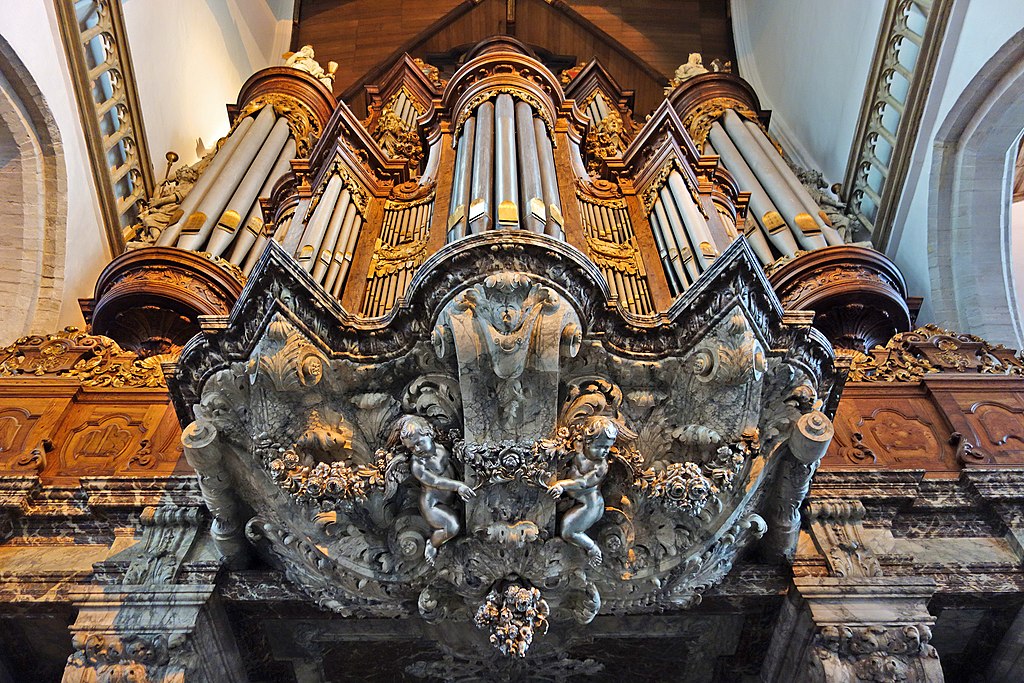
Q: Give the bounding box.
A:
[121,505,205,585]
[62,584,247,683]
[182,420,249,568]
[962,468,1024,564]
[761,576,944,683]
[803,499,882,578]
[760,408,835,562]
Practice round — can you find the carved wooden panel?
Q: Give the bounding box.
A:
[928,378,1024,466]
[0,384,77,474]
[824,384,958,472]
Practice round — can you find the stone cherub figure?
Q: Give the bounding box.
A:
[396,415,476,564]
[283,45,338,90]
[547,415,618,566]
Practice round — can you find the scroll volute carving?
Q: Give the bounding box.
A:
[227,66,338,156]
[667,71,770,147]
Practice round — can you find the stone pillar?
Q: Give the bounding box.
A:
[62,584,246,683]
[761,577,944,682]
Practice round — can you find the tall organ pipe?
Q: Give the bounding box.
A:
[312,189,351,282]
[177,106,277,251]
[323,201,357,293]
[648,207,682,295]
[228,139,297,266]
[206,116,292,257]
[156,115,255,247]
[658,186,700,283]
[707,124,797,259]
[469,101,494,233]
[655,193,697,284]
[494,94,519,227]
[332,215,362,299]
[448,117,473,240]
[721,109,826,251]
[420,139,440,186]
[534,118,562,238]
[667,170,717,270]
[743,118,845,246]
[295,175,343,271]
[515,101,545,233]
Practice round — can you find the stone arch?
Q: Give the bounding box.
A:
[0,34,67,337]
[929,28,1024,346]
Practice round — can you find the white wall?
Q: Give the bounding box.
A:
[123,0,294,169]
[890,0,1024,331]
[0,2,109,334]
[731,0,886,184]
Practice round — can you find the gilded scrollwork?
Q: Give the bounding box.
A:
[0,327,166,388]
[234,93,323,156]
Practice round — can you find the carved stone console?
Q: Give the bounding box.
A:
[166,231,839,662]
[63,585,246,683]
[762,577,943,682]
[768,245,913,352]
[83,247,245,357]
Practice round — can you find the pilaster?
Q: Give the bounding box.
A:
[62,584,246,683]
[762,576,943,682]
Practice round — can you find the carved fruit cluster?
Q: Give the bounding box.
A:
[474,583,551,657]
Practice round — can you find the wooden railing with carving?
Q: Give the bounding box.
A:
[824,325,1024,474]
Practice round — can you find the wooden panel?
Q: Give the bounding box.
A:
[928,378,1024,466]
[295,0,736,118]
[823,383,959,473]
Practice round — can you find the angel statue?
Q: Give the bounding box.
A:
[395,415,476,564]
[547,415,618,566]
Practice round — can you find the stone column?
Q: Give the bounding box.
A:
[761,576,944,682]
[62,584,246,683]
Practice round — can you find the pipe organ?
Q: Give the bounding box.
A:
[108,38,861,348]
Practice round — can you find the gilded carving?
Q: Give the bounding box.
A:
[234,93,323,156]
[681,97,763,148]
[0,327,166,388]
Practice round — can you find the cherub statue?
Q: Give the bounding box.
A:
[547,415,617,566]
[282,45,338,90]
[396,415,475,564]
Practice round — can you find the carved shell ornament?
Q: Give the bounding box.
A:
[170,232,837,659]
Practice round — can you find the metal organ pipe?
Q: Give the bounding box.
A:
[295,174,343,271]
[667,170,717,271]
[494,94,519,227]
[469,101,494,234]
[743,118,845,246]
[228,138,297,266]
[515,101,545,233]
[707,124,797,259]
[324,202,358,294]
[448,116,473,240]
[206,115,292,257]
[312,188,351,282]
[721,109,827,251]
[653,196,693,288]
[420,139,440,186]
[156,114,255,247]
[657,186,700,283]
[534,118,562,238]
[177,105,277,251]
